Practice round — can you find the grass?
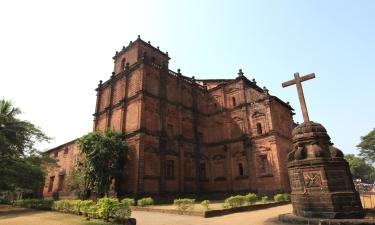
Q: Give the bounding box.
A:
[0,204,121,225]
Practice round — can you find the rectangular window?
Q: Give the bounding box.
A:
[199,163,206,179]
[48,176,55,192]
[58,175,65,191]
[54,151,58,158]
[64,147,69,154]
[166,160,174,178]
[167,124,174,137]
[261,155,269,174]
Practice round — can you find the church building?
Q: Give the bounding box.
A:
[43,36,295,198]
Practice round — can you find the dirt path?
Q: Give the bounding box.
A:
[0,204,292,225]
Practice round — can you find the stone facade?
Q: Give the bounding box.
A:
[43,37,295,198]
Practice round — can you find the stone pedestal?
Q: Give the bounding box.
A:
[287,122,363,219]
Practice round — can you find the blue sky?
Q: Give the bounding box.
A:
[0,0,374,154]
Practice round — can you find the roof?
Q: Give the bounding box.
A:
[112,36,171,60]
[44,138,77,154]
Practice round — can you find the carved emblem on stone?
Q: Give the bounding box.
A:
[302,171,322,194]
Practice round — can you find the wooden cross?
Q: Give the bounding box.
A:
[282,72,315,122]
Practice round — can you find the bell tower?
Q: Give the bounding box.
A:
[112,35,170,75]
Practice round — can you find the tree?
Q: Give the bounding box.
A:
[76,129,128,197]
[357,128,375,163]
[345,154,375,183]
[66,165,86,198]
[0,98,52,196]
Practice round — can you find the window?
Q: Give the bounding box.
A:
[64,147,68,154]
[166,160,174,178]
[199,163,206,179]
[58,175,65,191]
[256,123,262,135]
[48,176,55,192]
[167,124,174,137]
[261,155,269,174]
[121,58,126,70]
[54,151,58,158]
[198,132,203,143]
[232,97,236,107]
[238,163,244,176]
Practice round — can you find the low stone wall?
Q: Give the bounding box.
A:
[133,201,290,218]
[279,213,375,225]
[204,201,290,218]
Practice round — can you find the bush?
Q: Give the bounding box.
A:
[200,200,210,210]
[261,196,269,204]
[173,198,195,211]
[96,198,121,221]
[244,193,257,205]
[121,198,135,206]
[273,194,284,202]
[88,204,99,219]
[79,200,94,216]
[224,195,246,208]
[137,197,153,207]
[13,199,53,210]
[282,193,291,201]
[0,198,10,204]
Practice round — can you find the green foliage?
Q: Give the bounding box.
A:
[52,199,95,215]
[224,195,246,208]
[358,128,375,163]
[282,193,291,201]
[76,129,128,196]
[137,197,153,207]
[261,196,269,204]
[0,98,52,195]
[121,198,135,206]
[96,198,121,221]
[273,194,284,202]
[200,200,210,210]
[345,154,375,183]
[66,166,86,198]
[79,200,94,215]
[244,193,257,205]
[173,198,195,211]
[13,199,53,210]
[52,198,131,222]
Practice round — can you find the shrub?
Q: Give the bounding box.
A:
[173,198,195,211]
[137,197,153,207]
[0,198,10,204]
[261,196,269,204]
[96,198,122,221]
[244,193,257,205]
[200,200,210,210]
[121,198,135,206]
[13,199,53,210]
[79,200,94,216]
[88,204,99,219]
[282,193,291,201]
[53,200,76,213]
[224,195,246,208]
[273,194,284,202]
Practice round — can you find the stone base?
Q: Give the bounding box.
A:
[279,213,374,225]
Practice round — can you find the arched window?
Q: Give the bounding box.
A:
[121,58,126,70]
[232,97,236,107]
[256,123,262,135]
[238,163,244,176]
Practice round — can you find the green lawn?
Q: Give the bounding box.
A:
[0,204,119,225]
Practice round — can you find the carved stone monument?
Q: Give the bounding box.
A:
[282,73,364,219]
